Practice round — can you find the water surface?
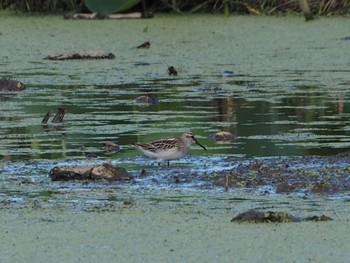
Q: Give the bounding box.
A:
[1,15,350,263]
[1,14,350,171]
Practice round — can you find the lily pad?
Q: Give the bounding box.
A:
[84,0,141,15]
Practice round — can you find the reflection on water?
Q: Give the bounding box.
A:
[1,81,350,161]
[0,15,350,162]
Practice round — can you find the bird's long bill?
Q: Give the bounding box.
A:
[193,137,207,151]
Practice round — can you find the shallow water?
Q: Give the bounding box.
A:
[1,14,350,161]
[1,14,350,196]
[2,16,350,263]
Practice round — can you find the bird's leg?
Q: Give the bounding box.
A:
[157,161,170,167]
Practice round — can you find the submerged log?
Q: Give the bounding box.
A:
[49,163,131,181]
[44,51,115,60]
[231,210,332,223]
[0,78,26,91]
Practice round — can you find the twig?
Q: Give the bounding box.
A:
[52,107,66,123]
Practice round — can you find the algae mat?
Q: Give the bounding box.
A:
[1,191,349,263]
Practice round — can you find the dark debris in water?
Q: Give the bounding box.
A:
[207,155,350,194]
[231,210,333,223]
[208,131,236,144]
[102,141,121,156]
[44,51,115,60]
[167,66,178,76]
[135,94,159,106]
[2,155,350,197]
[136,41,150,49]
[51,107,66,123]
[0,78,26,92]
[0,78,26,100]
[221,70,234,77]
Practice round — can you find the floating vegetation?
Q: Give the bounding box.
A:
[209,155,350,193]
[84,0,141,15]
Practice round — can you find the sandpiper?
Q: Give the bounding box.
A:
[133,131,207,166]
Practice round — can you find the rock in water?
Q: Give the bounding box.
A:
[49,163,131,181]
[0,78,25,91]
